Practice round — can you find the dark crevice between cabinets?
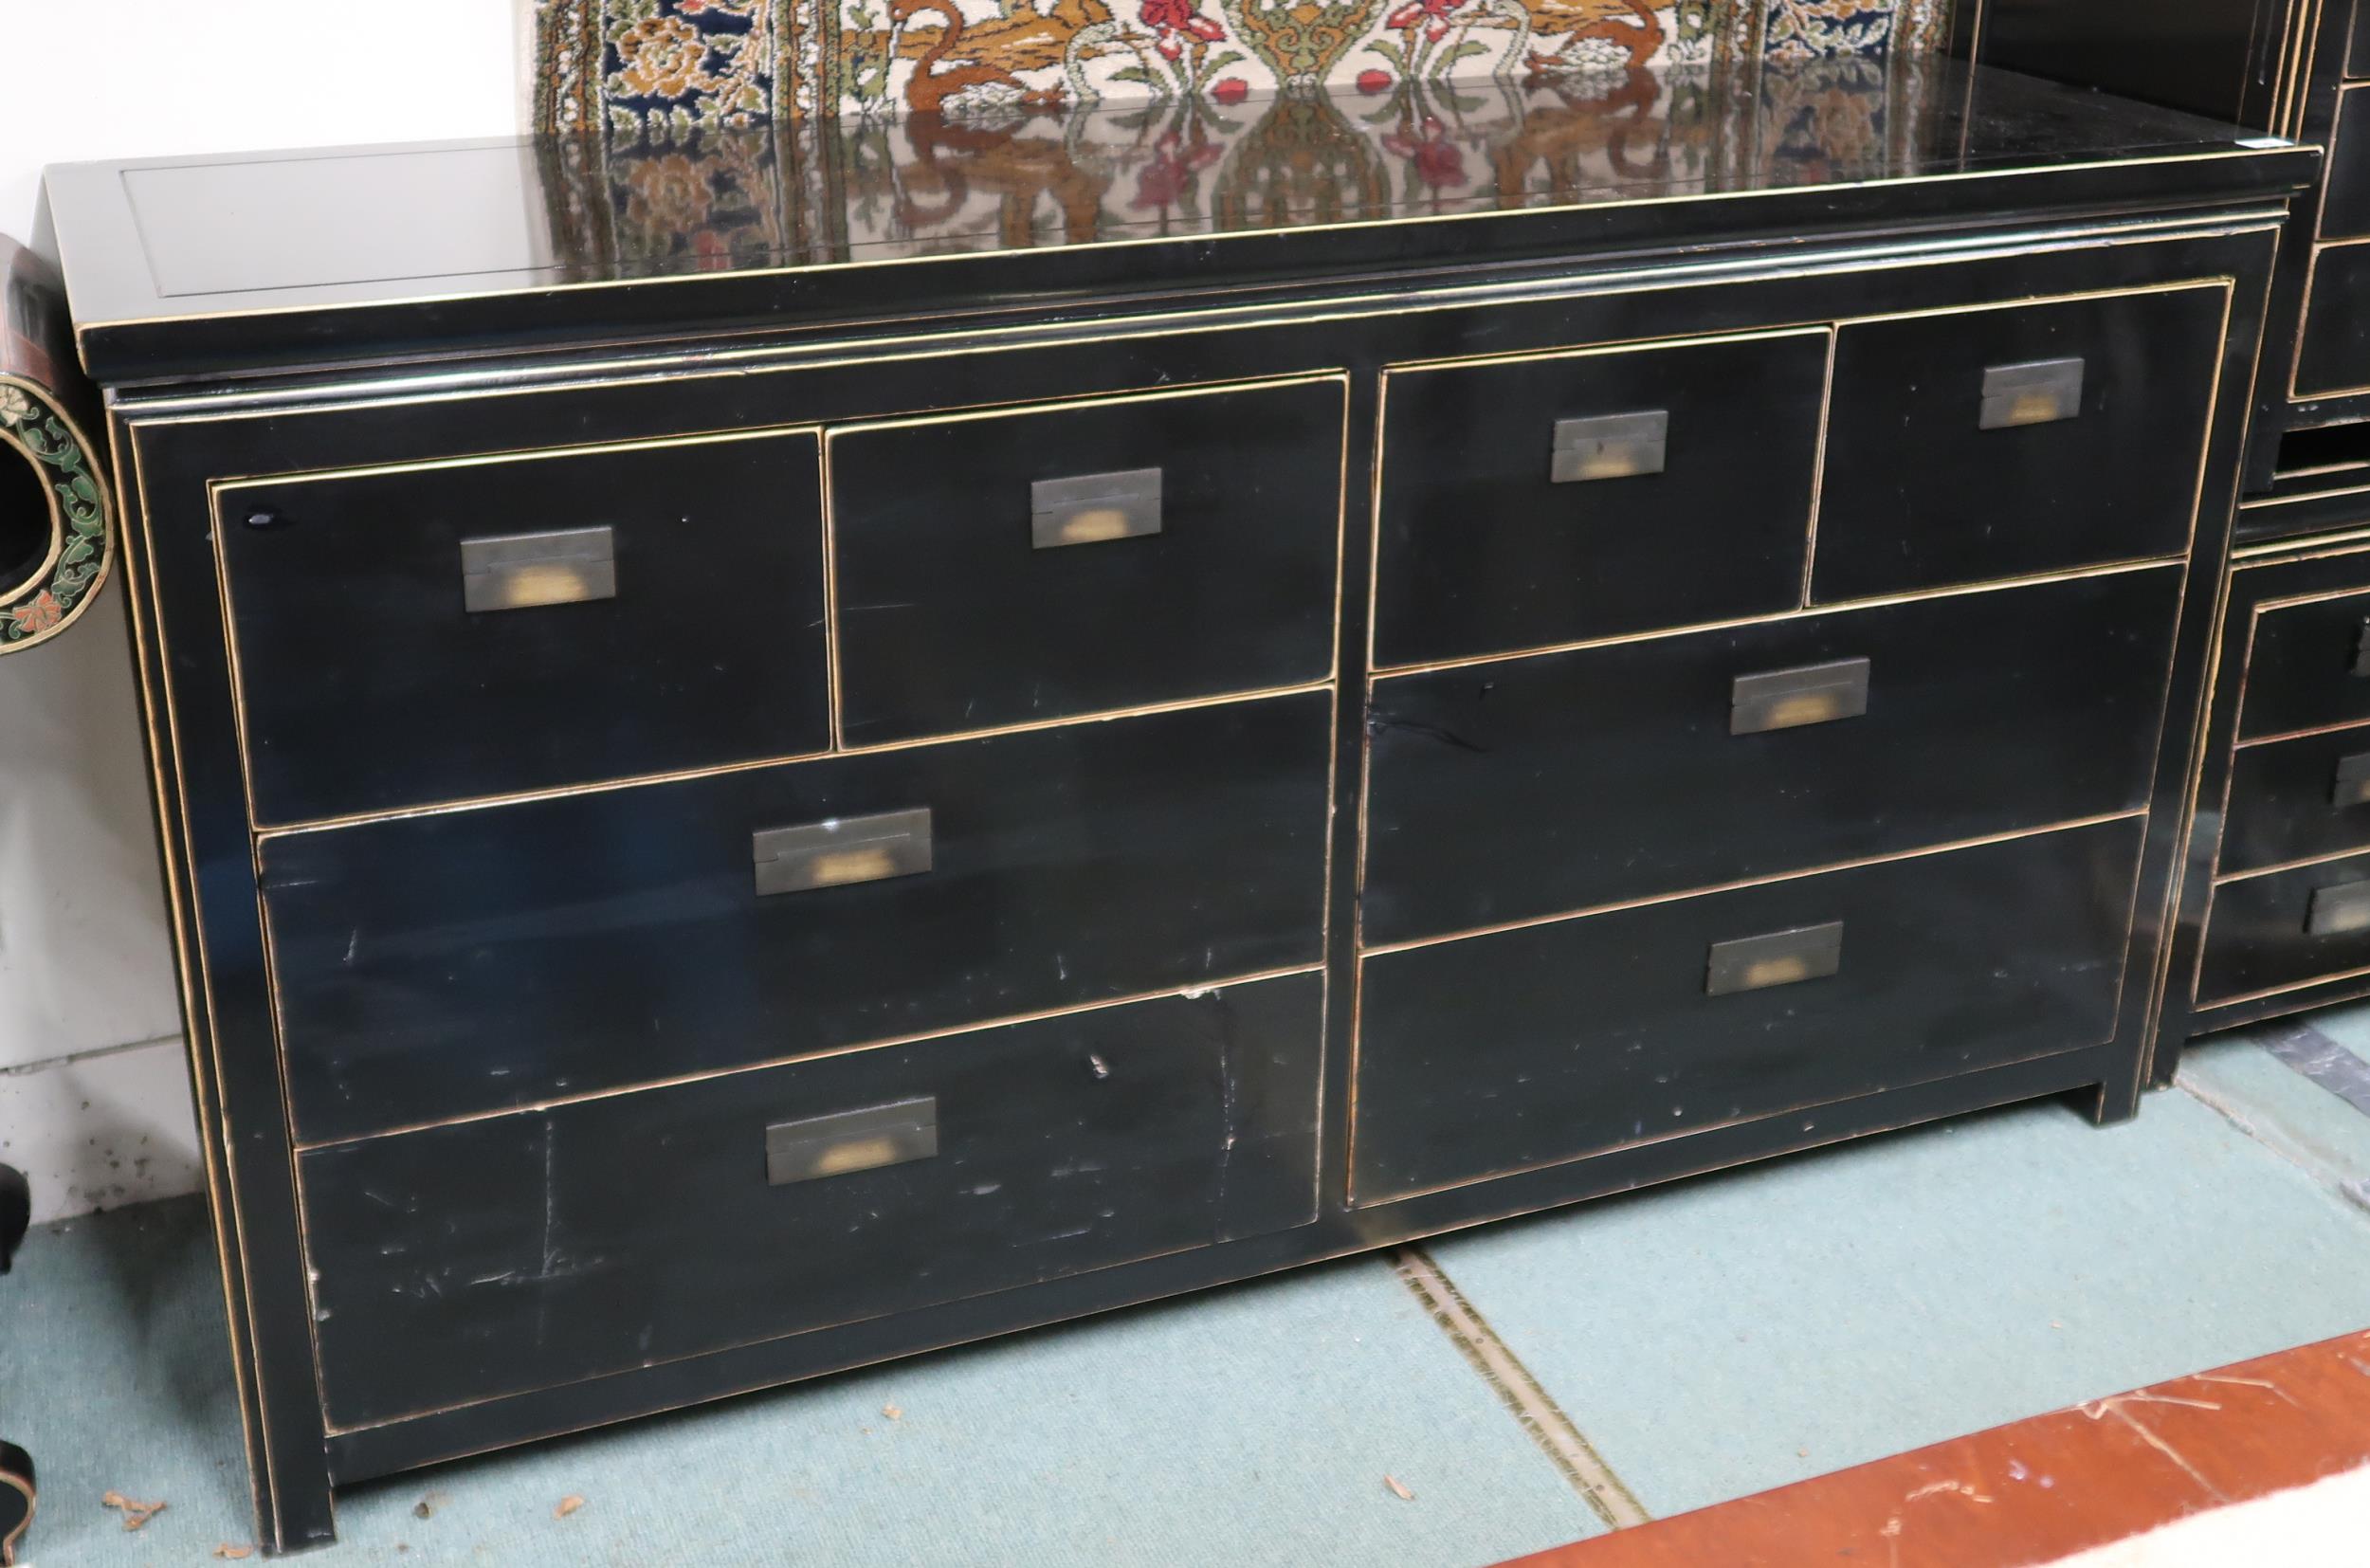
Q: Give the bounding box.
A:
[2274,419,2370,485]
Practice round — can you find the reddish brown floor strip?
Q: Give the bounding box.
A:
[1488,1327,2370,1568]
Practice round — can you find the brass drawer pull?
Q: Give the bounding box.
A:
[1730,656,1870,735]
[766,1097,939,1185]
[1030,467,1162,549]
[460,525,616,612]
[1550,410,1668,483]
[752,806,933,896]
[1979,357,2086,429]
[2334,753,2370,809]
[1706,921,1844,996]
[2306,881,2370,937]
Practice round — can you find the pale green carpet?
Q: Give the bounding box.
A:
[9,1005,2370,1565]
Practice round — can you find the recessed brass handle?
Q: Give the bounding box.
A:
[1031,467,1162,549]
[1979,357,2085,429]
[753,806,933,896]
[766,1097,939,1185]
[2306,881,2370,937]
[1730,657,1870,736]
[1706,921,1844,996]
[1550,410,1668,483]
[460,525,616,612]
[2334,753,2370,809]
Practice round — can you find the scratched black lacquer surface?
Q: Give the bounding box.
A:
[220,430,830,826]
[2169,538,2370,1045]
[830,378,1343,742]
[301,972,1322,1429]
[1363,569,2183,946]
[1373,331,1830,667]
[41,59,2308,1553]
[260,693,1331,1144]
[1355,820,2143,1204]
[1814,288,2226,602]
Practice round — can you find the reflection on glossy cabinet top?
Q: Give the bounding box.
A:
[533,0,1955,131]
[44,58,2307,382]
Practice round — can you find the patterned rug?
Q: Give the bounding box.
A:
[533,0,1955,133]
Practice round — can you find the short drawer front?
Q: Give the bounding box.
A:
[828,377,1344,744]
[219,428,830,826]
[2199,850,2370,1004]
[1352,819,2138,1204]
[301,972,1323,1429]
[2235,589,2370,741]
[2297,246,2370,399]
[1361,567,2179,946]
[261,692,1332,1143]
[1372,330,1829,666]
[2325,89,2370,242]
[1813,287,2223,601]
[2219,727,2370,876]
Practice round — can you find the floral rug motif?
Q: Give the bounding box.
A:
[535,0,1955,132]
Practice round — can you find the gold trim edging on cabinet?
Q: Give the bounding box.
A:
[117,415,321,1548]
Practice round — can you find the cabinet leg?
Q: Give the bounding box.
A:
[2087,1074,2143,1127]
[256,1472,337,1557]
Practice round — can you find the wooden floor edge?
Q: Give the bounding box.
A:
[1488,1326,2370,1568]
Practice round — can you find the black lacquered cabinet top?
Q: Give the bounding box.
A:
[43,59,2310,381]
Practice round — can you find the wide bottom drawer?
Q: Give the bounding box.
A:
[301,971,1323,1430]
[1351,819,2141,1205]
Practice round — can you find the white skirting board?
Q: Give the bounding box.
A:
[0,591,203,1223]
[0,1037,202,1225]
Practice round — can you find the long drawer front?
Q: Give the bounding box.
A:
[261,692,1332,1144]
[301,972,1324,1430]
[1362,568,2180,946]
[1352,819,2142,1205]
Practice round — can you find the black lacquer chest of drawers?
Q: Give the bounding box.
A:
[35,61,2311,1551]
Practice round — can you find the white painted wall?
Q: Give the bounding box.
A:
[0,2,525,1223]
